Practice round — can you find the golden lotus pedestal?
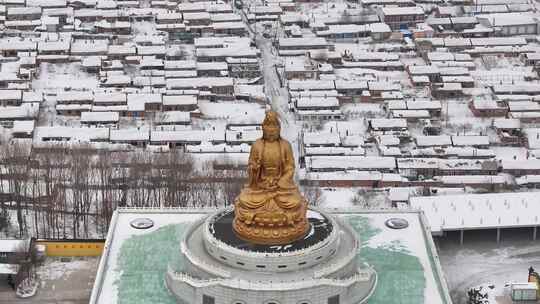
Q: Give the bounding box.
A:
[232,189,310,245]
[233,210,310,245]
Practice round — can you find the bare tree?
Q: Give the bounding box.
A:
[0,142,31,238]
[302,186,324,207]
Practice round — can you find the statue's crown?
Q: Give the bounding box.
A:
[263,111,280,127]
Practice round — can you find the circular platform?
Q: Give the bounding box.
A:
[167,207,378,304]
[210,209,333,253]
[203,208,340,273]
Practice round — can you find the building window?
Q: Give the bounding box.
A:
[328,295,339,304]
[203,295,215,304]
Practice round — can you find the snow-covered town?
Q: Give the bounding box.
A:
[0,0,540,303]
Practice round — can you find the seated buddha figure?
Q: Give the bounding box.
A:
[233,111,309,245]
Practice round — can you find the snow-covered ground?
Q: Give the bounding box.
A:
[437,230,540,304]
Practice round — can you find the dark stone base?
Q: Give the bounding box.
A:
[209,209,333,253]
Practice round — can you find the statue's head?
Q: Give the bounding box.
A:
[262,111,281,141]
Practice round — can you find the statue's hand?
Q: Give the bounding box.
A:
[277,178,293,189]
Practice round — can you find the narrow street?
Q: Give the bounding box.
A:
[256,37,302,168]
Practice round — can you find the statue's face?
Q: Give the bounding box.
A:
[263,124,280,141]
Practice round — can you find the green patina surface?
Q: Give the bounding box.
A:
[114,215,436,304]
[115,224,187,304]
[346,216,426,304]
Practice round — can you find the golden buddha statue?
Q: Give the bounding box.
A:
[233,111,309,245]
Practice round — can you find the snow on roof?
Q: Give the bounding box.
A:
[377,134,400,146]
[27,0,66,7]
[408,65,440,75]
[370,118,408,129]
[93,92,127,104]
[515,175,540,185]
[451,135,489,146]
[0,39,37,51]
[137,45,166,56]
[0,103,39,119]
[502,159,540,170]
[0,89,22,101]
[234,85,265,100]
[196,47,258,58]
[317,24,371,36]
[156,111,191,123]
[150,129,225,143]
[164,60,197,70]
[0,263,19,275]
[225,129,262,143]
[415,135,452,147]
[183,11,210,20]
[472,99,500,109]
[81,111,119,123]
[410,191,540,233]
[295,96,339,108]
[0,239,29,253]
[303,131,341,146]
[435,175,507,184]
[278,37,328,48]
[12,120,35,134]
[21,87,40,101]
[38,39,70,52]
[470,37,527,46]
[198,101,265,124]
[110,128,150,142]
[478,13,537,26]
[162,95,197,106]
[493,118,521,129]
[166,77,234,89]
[35,126,109,141]
[397,157,439,169]
[406,100,442,110]
[71,39,109,54]
[302,170,384,181]
[392,109,430,118]
[250,5,282,14]
[196,61,227,71]
[57,91,93,102]
[334,80,368,90]
[194,36,251,48]
[508,101,540,112]
[288,80,335,91]
[212,21,246,30]
[306,155,396,171]
[7,6,42,15]
[127,93,162,104]
[381,6,424,15]
[108,44,136,55]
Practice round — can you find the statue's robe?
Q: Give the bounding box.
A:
[236,137,305,223]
